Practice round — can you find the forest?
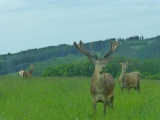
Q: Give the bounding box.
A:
[41,56,160,80]
[0,35,160,79]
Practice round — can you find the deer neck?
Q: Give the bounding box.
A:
[94,70,105,88]
[120,68,127,82]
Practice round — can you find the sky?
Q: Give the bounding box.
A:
[0,0,160,55]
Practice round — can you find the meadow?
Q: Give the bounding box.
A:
[0,76,160,120]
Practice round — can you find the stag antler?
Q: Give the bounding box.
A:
[103,40,120,59]
[74,40,120,60]
[73,40,98,60]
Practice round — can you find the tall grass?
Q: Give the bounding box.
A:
[0,76,160,120]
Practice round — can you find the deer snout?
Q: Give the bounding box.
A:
[123,67,127,70]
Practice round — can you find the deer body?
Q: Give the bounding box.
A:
[91,71,115,113]
[74,40,119,114]
[23,70,33,78]
[21,64,35,78]
[119,61,140,93]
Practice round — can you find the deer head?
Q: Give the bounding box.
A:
[119,60,130,71]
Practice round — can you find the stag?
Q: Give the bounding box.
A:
[118,60,140,93]
[73,40,119,114]
[23,64,36,78]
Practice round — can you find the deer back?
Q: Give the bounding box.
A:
[127,72,140,87]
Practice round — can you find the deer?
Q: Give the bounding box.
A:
[19,64,36,78]
[73,40,120,115]
[118,60,140,93]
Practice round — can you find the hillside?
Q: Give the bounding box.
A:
[0,35,160,75]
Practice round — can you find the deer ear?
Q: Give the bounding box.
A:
[119,61,123,65]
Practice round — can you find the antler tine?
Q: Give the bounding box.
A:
[73,42,81,52]
[73,41,90,57]
[73,40,99,59]
[103,40,120,59]
[91,42,99,59]
[80,41,92,57]
[81,41,98,59]
[80,41,98,59]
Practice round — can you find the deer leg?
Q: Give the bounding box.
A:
[137,81,140,93]
[136,86,140,93]
[110,95,114,109]
[92,98,97,113]
[103,101,107,115]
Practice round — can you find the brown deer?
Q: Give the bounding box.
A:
[73,40,119,114]
[23,64,36,78]
[118,60,140,93]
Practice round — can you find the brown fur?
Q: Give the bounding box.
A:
[118,61,140,93]
[23,64,35,78]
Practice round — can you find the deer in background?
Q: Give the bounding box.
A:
[74,40,120,115]
[19,64,36,78]
[118,60,140,93]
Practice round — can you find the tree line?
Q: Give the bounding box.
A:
[41,56,160,80]
[0,35,160,75]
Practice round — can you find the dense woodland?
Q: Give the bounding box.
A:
[41,56,160,80]
[0,35,160,79]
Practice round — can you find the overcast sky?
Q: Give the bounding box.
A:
[0,0,160,55]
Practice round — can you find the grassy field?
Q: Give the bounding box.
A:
[0,76,160,120]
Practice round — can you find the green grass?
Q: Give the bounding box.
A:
[0,77,160,120]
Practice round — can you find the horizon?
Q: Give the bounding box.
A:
[0,34,158,55]
[1,0,160,55]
